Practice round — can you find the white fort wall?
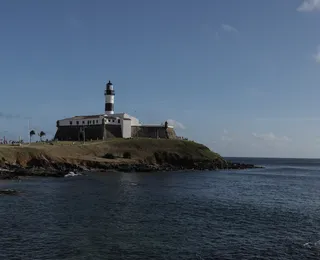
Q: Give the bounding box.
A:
[57,113,140,127]
[121,119,132,138]
[112,113,141,126]
[57,116,121,127]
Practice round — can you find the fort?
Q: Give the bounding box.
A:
[54,80,177,141]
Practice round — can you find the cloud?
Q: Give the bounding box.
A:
[0,112,31,120]
[167,119,185,130]
[221,129,232,142]
[313,45,320,63]
[221,135,232,142]
[252,132,291,142]
[256,117,320,122]
[297,0,320,11]
[201,23,238,41]
[221,24,239,33]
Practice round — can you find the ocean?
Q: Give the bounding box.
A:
[1,158,320,259]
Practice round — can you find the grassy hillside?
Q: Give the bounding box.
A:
[0,139,226,169]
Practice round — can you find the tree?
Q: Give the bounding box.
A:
[29,130,35,143]
[39,131,46,142]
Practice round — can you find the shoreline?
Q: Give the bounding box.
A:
[0,161,263,180]
[0,139,263,180]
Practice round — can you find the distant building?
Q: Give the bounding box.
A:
[54,80,177,141]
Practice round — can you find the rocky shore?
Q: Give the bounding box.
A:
[0,139,262,180]
[0,161,261,180]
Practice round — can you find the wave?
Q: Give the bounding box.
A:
[303,240,320,250]
[64,171,82,177]
[264,166,320,173]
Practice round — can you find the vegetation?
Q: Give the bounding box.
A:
[29,130,35,143]
[103,153,115,159]
[39,131,46,141]
[123,152,132,159]
[28,130,47,143]
[0,138,226,169]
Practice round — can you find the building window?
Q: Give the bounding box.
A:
[69,121,72,125]
[118,119,120,123]
[82,121,85,124]
[76,121,79,125]
[108,119,110,122]
[96,120,98,123]
[112,120,115,122]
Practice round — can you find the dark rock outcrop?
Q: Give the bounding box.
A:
[0,189,19,195]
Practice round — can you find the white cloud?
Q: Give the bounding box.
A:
[167,119,185,130]
[221,135,232,142]
[297,0,320,11]
[256,117,320,122]
[221,24,238,33]
[252,132,291,142]
[221,129,233,142]
[313,45,320,63]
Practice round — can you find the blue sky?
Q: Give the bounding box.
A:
[1,0,320,158]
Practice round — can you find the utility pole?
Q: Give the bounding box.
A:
[28,119,30,145]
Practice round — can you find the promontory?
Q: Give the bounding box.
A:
[0,138,260,179]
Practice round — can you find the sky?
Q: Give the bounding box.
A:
[1,0,320,158]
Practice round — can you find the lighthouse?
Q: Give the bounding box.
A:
[104,80,115,115]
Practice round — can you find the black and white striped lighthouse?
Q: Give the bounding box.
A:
[104,80,115,115]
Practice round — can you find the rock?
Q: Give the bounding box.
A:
[0,153,263,177]
[0,189,19,195]
[226,162,263,170]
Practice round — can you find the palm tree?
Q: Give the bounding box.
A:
[39,131,46,142]
[29,130,35,143]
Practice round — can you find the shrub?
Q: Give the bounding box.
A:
[123,152,131,159]
[103,153,115,159]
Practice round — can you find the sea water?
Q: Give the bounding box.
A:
[1,158,320,259]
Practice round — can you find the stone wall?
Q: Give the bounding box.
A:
[54,125,176,141]
[85,125,105,140]
[104,125,122,139]
[131,126,177,139]
[54,125,104,141]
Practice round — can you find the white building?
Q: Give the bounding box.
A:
[56,113,141,139]
[54,80,176,141]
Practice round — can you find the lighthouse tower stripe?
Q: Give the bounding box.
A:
[105,103,114,112]
[105,80,115,115]
[106,95,114,104]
